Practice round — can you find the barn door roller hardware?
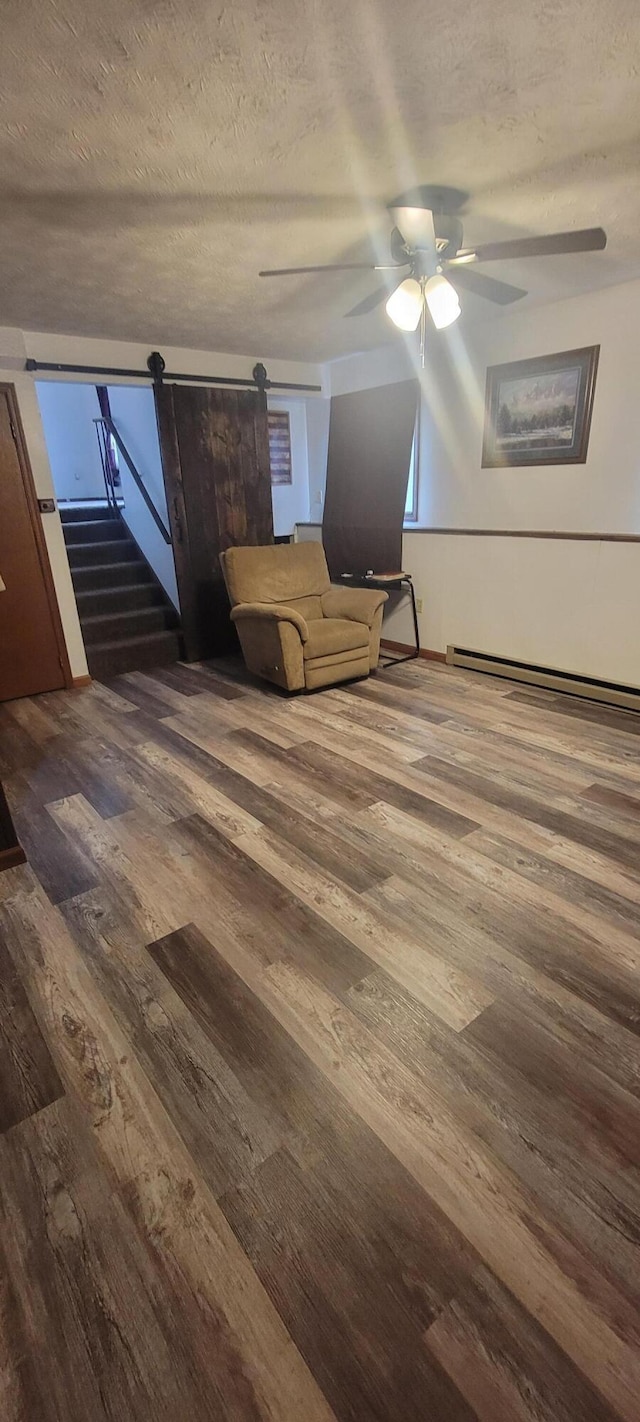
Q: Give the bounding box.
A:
[25,351,321,394]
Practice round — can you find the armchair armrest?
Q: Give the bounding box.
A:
[230,601,309,644]
[321,586,388,627]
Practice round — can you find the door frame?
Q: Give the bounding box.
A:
[1,382,73,690]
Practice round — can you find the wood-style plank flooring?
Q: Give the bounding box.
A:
[1,656,640,1421]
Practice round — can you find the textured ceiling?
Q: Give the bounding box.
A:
[1,0,640,361]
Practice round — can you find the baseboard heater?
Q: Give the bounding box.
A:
[446,645,640,713]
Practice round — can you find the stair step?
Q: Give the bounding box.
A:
[59,504,117,523]
[63,519,127,545]
[63,507,181,678]
[75,583,165,617]
[67,539,141,568]
[71,561,153,592]
[86,630,181,681]
[81,605,177,646]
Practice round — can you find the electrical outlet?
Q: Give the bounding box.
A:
[416,597,423,614]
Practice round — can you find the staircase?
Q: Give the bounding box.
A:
[61,506,182,680]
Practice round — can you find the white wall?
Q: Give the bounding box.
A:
[26,330,323,394]
[384,532,640,688]
[267,397,311,537]
[35,381,104,502]
[106,385,178,606]
[418,278,640,535]
[305,396,331,523]
[329,342,414,400]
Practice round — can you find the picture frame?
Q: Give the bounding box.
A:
[481,345,600,468]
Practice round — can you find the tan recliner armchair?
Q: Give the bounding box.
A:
[220,542,388,692]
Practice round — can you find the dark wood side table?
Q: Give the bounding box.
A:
[0,780,26,872]
[340,572,420,668]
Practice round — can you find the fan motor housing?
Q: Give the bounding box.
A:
[390,215,463,266]
[434,215,463,258]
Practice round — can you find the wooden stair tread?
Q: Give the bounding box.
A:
[87,627,179,650]
[63,506,181,676]
[81,606,173,627]
[58,503,122,520]
[68,539,137,552]
[63,523,126,539]
[71,559,149,575]
[75,583,158,600]
[62,518,122,529]
[75,584,163,616]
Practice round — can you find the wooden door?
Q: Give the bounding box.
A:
[155,384,273,660]
[0,385,70,702]
[323,379,418,579]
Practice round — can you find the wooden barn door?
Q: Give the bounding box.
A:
[155,384,273,660]
[0,384,70,702]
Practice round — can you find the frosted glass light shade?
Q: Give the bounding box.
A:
[385,278,423,331]
[424,274,460,329]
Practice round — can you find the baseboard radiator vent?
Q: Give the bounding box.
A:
[446,646,640,713]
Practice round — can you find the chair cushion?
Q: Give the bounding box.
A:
[222,542,330,606]
[284,595,323,621]
[303,617,370,660]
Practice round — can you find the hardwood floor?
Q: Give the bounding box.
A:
[1,656,640,1421]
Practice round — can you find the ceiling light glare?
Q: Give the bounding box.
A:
[385,278,423,331]
[424,274,461,329]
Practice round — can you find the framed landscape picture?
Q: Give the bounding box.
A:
[481,345,599,467]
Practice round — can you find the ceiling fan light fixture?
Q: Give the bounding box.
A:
[424,273,461,329]
[385,278,423,331]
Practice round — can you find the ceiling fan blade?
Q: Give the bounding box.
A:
[446,266,527,305]
[449,227,607,265]
[259,262,404,277]
[388,205,436,252]
[344,282,399,318]
[259,263,380,276]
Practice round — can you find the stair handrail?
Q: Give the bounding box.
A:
[93,415,172,544]
[93,417,121,516]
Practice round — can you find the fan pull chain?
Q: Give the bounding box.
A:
[419,280,427,368]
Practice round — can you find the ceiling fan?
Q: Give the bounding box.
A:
[259,185,606,355]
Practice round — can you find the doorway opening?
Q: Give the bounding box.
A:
[36,380,181,679]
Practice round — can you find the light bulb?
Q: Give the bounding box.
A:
[424,274,461,329]
[385,278,423,331]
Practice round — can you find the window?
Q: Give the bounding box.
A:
[404,413,419,523]
[268,410,293,485]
